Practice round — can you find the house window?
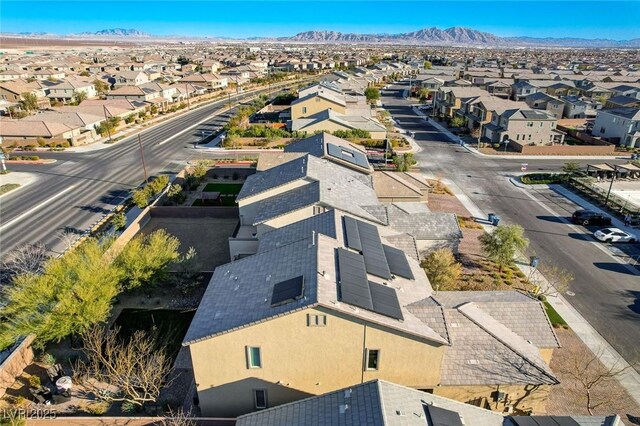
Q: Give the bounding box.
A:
[253,389,267,409]
[307,314,327,327]
[527,122,534,127]
[246,346,262,369]
[302,107,307,114]
[516,134,520,141]
[313,205,326,215]
[365,349,380,370]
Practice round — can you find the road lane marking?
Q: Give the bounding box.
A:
[513,183,639,275]
[0,185,76,232]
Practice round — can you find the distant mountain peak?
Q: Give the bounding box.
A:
[92,28,150,37]
[276,26,638,47]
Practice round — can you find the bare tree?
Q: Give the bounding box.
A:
[0,243,48,284]
[559,346,632,415]
[535,262,573,297]
[161,408,196,426]
[74,326,173,408]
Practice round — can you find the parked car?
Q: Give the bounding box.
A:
[571,209,612,226]
[594,228,637,243]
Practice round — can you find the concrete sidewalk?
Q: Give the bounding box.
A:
[426,172,640,407]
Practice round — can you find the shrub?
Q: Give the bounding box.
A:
[29,156,39,161]
[86,402,110,415]
[132,187,151,208]
[421,248,461,291]
[28,375,41,388]
[40,352,56,366]
[537,294,547,302]
[121,401,136,413]
[492,143,500,149]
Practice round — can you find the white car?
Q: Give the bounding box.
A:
[594,228,637,243]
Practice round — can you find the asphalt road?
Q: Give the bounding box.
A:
[383,82,640,370]
[0,84,296,257]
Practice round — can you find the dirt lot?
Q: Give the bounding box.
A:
[546,328,640,422]
[141,216,238,271]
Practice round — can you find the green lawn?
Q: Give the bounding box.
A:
[203,183,243,195]
[0,183,20,196]
[544,301,569,329]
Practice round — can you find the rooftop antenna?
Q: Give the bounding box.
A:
[312,230,316,246]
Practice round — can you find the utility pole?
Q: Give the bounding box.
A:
[103,105,112,143]
[604,165,617,207]
[137,133,148,184]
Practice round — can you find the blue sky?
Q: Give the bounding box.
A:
[2,1,639,40]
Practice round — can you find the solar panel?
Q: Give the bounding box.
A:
[326,143,370,170]
[271,276,304,307]
[326,142,342,158]
[383,244,414,280]
[423,404,463,426]
[343,216,362,251]
[356,220,392,279]
[337,249,373,310]
[369,282,403,320]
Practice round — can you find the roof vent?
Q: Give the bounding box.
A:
[344,389,352,398]
[396,410,405,416]
[339,404,349,414]
[467,359,479,365]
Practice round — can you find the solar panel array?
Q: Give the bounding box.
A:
[326,143,370,169]
[337,249,403,320]
[382,244,415,280]
[423,404,464,426]
[271,276,305,307]
[510,417,582,426]
[343,217,391,279]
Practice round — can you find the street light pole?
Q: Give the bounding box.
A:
[185,84,190,110]
[137,133,148,184]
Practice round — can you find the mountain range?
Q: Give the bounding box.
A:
[6,27,640,48]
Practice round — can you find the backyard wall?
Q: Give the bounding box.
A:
[28,417,235,426]
[0,335,35,399]
[151,206,239,219]
[508,140,615,155]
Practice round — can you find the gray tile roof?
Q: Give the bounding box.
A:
[253,181,320,225]
[183,237,319,344]
[430,291,560,348]
[285,133,372,174]
[377,204,462,241]
[236,380,506,426]
[237,155,308,201]
[382,234,419,261]
[258,210,338,253]
[504,416,625,426]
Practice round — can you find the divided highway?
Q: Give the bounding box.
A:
[0,84,297,257]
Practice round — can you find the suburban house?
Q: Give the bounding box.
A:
[0,69,28,82]
[606,95,640,109]
[291,92,347,120]
[524,93,564,119]
[511,81,541,101]
[30,69,66,81]
[0,79,51,109]
[290,109,387,139]
[485,80,514,99]
[0,119,80,144]
[433,87,485,117]
[592,107,640,147]
[561,96,602,119]
[235,380,624,426]
[457,96,528,133]
[47,78,97,102]
[482,109,565,147]
[179,73,228,90]
[113,71,150,87]
[184,155,559,417]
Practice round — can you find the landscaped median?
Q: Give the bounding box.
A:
[0,183,20,196]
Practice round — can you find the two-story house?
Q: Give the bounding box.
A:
[179,73,228,91]
[47,78,97,102]
[524,92,564,119]
[592,107,640,148]
[112,71,150,88]
[184,146,560,418]
[433,87,485,117]
[482,109,564,146]
[561,96,602,119]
